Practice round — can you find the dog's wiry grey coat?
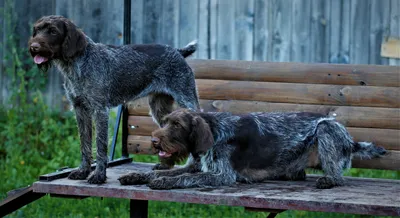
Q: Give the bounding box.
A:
[28,15,200,184]
[118,110,386,189]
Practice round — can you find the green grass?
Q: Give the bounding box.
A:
[1,106,398,218]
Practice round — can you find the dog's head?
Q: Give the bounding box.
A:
[28,15,87,70]
[151,109,215,162]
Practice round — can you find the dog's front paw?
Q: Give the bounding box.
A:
[316,176,343,189]
[118,172,149,185]
[152,163,173,170]
[87,170,106,184]
[68,169,91,180]
[147,177,174,190]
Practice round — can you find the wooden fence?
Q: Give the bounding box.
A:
[1,0,399,108]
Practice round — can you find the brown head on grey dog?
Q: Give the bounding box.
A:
[151,109,214,165]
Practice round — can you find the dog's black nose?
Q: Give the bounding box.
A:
[30,42,40,51]
[151,137,160,145]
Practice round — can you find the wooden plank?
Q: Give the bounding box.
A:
[253,0,270,61]
[128,99,400,129]
[195,79,399,108]
[310,0,328,63]
[381,37,400,59]
[33,162,400,216]
[127,116,400,151]
[131,0,144,44]
[291,0,311,63]
[389,0,400,65]
[217,0,235,59]
[161,0,179,46]
[127,135,400,171]
[271,0,292,62]
[350,0,371,64]
[179,0,198,57]
[143,0,162,43]
[198,0,210,59]
[234,0,254,60]
[188,59,400,87]
[370,0,390,64]
[0,186,45,217]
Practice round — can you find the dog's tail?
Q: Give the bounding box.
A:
[177,40,197,58]
[351,141,387,159]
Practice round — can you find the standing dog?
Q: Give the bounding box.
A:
[28,15,200,184]
[118,109,386,189]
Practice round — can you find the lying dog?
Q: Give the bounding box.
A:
[28,15,200,184]
[118,109,386,189]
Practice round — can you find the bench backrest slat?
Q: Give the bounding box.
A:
[125,59,400,171]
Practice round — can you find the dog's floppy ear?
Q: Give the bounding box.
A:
[62,18,87,59]
[189,115,214,157]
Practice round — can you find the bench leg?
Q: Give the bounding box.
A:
[130,199,148,218]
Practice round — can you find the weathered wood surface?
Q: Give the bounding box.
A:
[371,0,390,65]
[188,59,400,87]
[32,162,400,216]
[127,135,399,171]
[127,99,400,129]
[194,79,399,108]
[127,116,400,151]
[381,37,400,59]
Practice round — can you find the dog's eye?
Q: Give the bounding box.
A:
[50,29,58,35]
[172,121,181,127]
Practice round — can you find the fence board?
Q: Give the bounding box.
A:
[126,119,400,151]
[389,0,400,65]
[160,0,178,47]
[209,0,218,59]
[340,0,351,64]
[292,0,311,63]
[328,0,340,63]
[217,0,235,59]
[131,0,144,44]
[143,0,162,43]
[271,0,292,62]
[234,0,254,61]
[0,0,5,104]
[370,0,390,65]
[253,0,269,61]
[198,0,210,59]
[179,0,198,56]
[310,0,329,63]
[350,0,370,64]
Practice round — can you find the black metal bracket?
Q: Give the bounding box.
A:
[0,186,45,217]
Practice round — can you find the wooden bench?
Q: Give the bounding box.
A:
[1,59,399,217]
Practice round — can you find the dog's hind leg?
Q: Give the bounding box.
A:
[148,93,175,127]
[315,121,353,189]
[148,93,177,170]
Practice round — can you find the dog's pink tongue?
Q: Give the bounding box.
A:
[159,151,171,157]
[34,55,48,64]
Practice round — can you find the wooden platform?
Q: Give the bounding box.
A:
[32,162,400,216]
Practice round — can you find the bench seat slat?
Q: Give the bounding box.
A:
[127,99,400,129]
[188,59,400,87]
[32,162,400,217]
[127,116,400,151]
[126,135,400,171]
[195,79,399,108]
